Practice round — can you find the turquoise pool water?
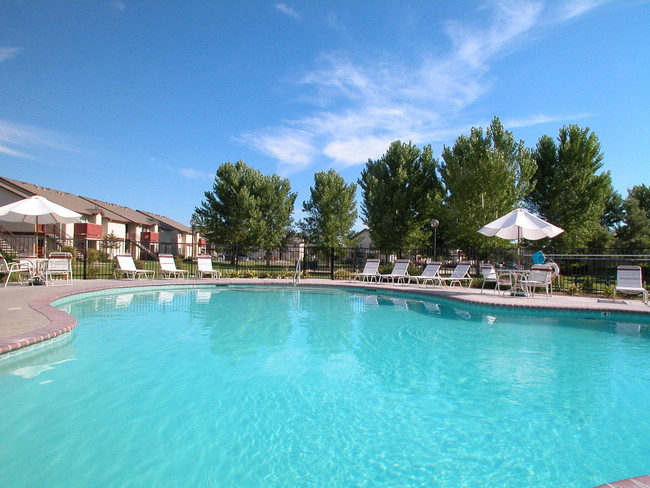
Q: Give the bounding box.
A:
[1,285,650,487]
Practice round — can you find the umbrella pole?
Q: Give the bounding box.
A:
[517,227,521,269]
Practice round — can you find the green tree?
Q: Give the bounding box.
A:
[439,117,536,249]
[358,141,442,250]
[299,169,357,247]
[194,161,296,248]
[617,184,650,249]
[526,125,612,249]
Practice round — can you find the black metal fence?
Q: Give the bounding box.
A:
[1,235,649,296]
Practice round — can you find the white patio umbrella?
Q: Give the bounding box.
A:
[0,195,82,255]
[478,207,564,267]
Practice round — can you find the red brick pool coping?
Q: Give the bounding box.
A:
[594,475,650,487]
[1,279,649,487]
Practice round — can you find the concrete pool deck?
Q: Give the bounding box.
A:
[2,277,649,352]
[1,277,649,487]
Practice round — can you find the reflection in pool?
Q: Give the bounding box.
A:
[1,285,650,488]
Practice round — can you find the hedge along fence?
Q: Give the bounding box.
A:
[0,236,648,296]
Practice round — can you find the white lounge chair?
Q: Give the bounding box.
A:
[1,255,33,287]
[522,265,552,298]
[615,265,648,304]
[479,263,512,294]
[114,254,155,280]
[196,255,221,279]
[351,259,380,282]
[439,263,473,288]
[379,259,410,284]
[45,252,73,286]
[410,262,442,287]
[158,254,189,279]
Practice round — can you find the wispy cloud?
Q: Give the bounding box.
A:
[504,112,595,129]
[178,168,212,180]
[242,1,607,172]
[108,1,126,15]
[556,0,609,20]
[0,47,22,63]
[275,3,301,21]
[0,119,80,160]
[163,164,213,181]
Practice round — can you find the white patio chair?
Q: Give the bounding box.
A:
[615,265,648,304]
[379,259,410,284]
[439,263,473,288]
[351,259,380,283]
[158,254,189,279]
[522,265,552,298]
[196,255,221,279]
[410,262,442,287]
[45,252,73,286]
[1,255,33,287]
[114,254,155,280]
[479,263,512,294]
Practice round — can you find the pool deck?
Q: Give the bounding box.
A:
[2,277,648,352]
[1,277,649,488]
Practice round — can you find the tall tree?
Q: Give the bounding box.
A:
[526,125,612,249]
[358,141,442,250]
[299,169,357,247]
[194,161,296,248]
[617,184,650,249]
[439,117,536,249]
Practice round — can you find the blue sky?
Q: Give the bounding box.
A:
[1,1,648,229]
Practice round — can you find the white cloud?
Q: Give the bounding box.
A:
[241,1,608,172]
[556,0,609,20]
[0,119,80,160]
[504,112,594,128]
[161,164,212,180]
[241,127,316,174]
[0,47,22,63]
[275,3,301,21]
[178,168,210,179]
[108,1,126,14]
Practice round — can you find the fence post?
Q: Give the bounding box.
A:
[330,247,335,280]
[82,239,88,280]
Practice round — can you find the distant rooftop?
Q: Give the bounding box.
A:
[0,177,190,232]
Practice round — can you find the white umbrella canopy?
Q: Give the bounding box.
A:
[478,207,564,267]
[478,207,564,240]
[0,195,82,256]
[0,195,82,224]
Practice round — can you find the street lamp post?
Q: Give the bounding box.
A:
[190,217,196,260]
[431,219,439,260]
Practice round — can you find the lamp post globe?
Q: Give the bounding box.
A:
[430,219,439,260]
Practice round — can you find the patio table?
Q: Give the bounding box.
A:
[503,269,530,296]
[15,257,48,284]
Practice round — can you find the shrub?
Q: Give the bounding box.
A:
[87,250,102,263]
[378,264,393,275]
[581,276,595,294]
[602,284,616,299]
[566,283,581,296]
[61,246,77,260]
[334,268,350,280]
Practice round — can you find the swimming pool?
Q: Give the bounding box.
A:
[1,285,649,487]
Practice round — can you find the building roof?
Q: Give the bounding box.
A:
[81,197,157,226]
[137,210,191,233]
[0,176,188,230]
[0,177,128,221]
